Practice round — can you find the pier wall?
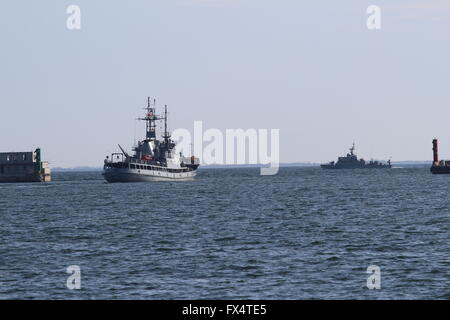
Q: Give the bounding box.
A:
[0,151,51,183]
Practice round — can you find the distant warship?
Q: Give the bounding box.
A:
[430,138,450,174]
[321,143,391,169]
[103,98,199,182]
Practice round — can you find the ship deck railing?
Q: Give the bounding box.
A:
[104,161,192,173]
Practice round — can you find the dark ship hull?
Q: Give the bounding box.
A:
[103,161,199,182]
[321,163,391,169]
[103,169,197,182]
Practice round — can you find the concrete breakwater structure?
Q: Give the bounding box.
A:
[0,148,51,183]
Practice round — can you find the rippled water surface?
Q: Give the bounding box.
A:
[0,167,449,299]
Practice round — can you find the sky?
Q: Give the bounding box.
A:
[0,0,449,167]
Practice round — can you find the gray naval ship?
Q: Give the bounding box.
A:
[321,143,391,169]
[103,98,199,182]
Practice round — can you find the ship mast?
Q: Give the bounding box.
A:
[163,104,171,143]
[138,97,160,141]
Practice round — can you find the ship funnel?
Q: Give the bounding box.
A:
[432,138,439,164]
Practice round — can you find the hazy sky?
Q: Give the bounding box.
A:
[1,0,449,167]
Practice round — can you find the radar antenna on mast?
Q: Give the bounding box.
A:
[138,97,161,141]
